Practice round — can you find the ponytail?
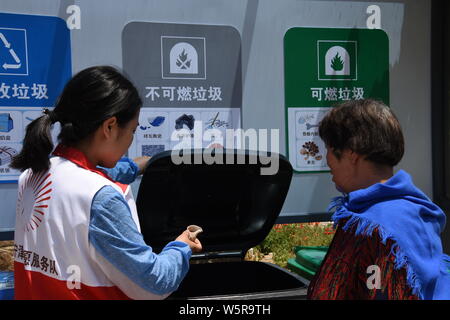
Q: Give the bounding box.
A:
[10,109,56,173]
[10,65,142,174]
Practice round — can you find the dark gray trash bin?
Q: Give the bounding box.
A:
[136,149,309,300]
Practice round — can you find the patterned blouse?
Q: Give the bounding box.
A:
[307,219,419,300]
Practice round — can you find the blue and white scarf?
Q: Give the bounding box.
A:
[329,170,450,300]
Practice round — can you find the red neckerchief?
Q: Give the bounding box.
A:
[52,144,128,193]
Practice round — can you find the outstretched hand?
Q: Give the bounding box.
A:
[176,230,203,253]
[133,156,151,175]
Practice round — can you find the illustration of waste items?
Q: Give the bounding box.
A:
[300,141,322,161]
[206,112,230,129]
[175,114,195,130]
[0,114,13,133]
[305,123,319,130]
[0,146,17,166]
[140,116,166,130]
[148,116,165,127]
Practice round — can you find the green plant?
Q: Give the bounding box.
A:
[251,223,335,268]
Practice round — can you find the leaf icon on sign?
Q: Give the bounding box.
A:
[176,49,191,69]
[330,52,344,71]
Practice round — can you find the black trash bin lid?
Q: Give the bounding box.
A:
[136,149,293,254]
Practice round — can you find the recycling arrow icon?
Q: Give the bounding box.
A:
[0,32,21,70]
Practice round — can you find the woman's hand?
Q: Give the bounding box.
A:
[175,230,203,253]
[133,156,151,175]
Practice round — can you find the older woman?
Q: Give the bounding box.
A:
[307,99,450,300]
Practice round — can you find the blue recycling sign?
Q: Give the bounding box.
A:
[0,28,28,76]
[0,12,72,107]
[0,12,71,183]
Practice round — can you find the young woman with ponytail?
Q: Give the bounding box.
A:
[11,66,202,300]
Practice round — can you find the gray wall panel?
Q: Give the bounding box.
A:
[0,1,434,233]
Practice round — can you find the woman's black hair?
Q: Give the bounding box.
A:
[10,65,142,173]
[318,99,404,167]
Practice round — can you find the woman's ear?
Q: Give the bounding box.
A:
[348,150,361,165]
[101,116,118,139]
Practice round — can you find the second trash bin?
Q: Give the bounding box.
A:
[287,246,328,280]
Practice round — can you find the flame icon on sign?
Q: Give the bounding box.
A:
[169,42,199,74]
[330,53,344,71]
[176,49,191,70]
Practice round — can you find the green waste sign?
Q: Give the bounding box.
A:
[284,28,389,173]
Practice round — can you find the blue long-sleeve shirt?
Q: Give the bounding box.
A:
[88,158,191,299]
